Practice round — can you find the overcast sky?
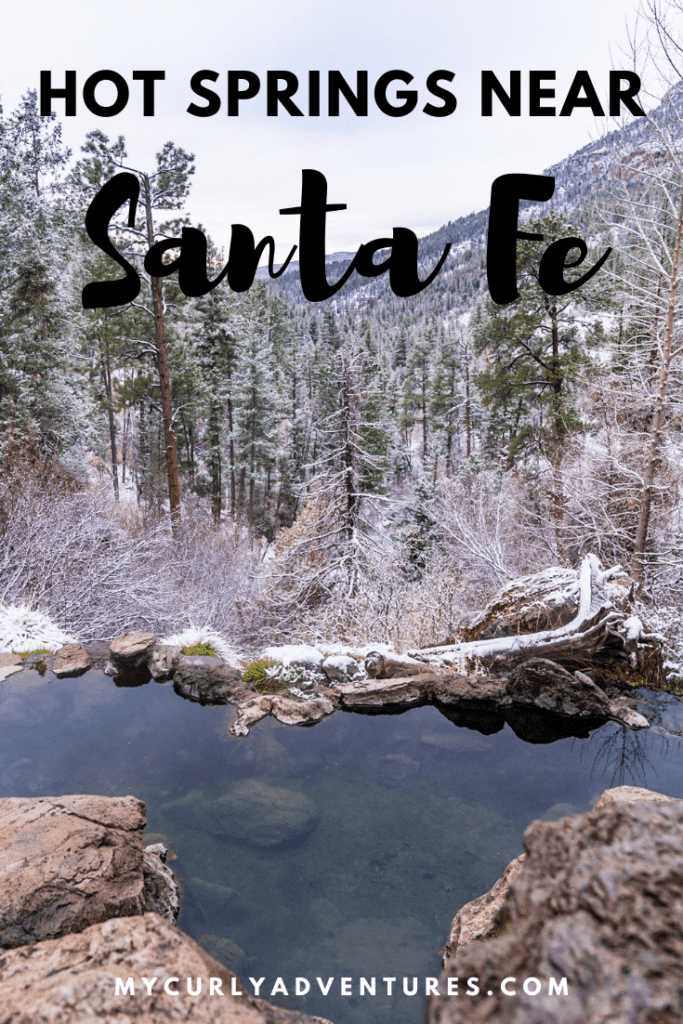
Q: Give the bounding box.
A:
[0,0,650,257]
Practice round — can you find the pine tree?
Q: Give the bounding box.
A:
[232,284,280,537]
[0,92,94,472]
[187,277,241,523]
[271,338,391,611]
[74,131,195,532]
[401,323,436,463]
[429,326,462,477]
[474,213,601,523]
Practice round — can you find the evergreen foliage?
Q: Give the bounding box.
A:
[5,55,683,646]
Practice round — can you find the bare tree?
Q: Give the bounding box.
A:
[601,0,683,585]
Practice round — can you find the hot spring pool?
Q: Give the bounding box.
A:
[1,667,681,1024]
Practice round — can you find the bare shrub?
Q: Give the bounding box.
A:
[254,469,551,650]
[0,456,259,642]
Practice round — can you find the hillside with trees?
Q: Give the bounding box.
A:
[3,2,683,669]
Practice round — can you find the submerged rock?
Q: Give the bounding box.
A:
[195,933,250,976]
[0,794,147,948]
[165,778,319,848]
[426,786,683,1024]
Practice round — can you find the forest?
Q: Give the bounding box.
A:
[3,3,683,676]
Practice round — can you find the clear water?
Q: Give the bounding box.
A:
[1,668,681,1024]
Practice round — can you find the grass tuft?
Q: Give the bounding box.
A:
[243,657,285,694]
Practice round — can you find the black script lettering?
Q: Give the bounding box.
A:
[487,173,554,303]
[83,169,450,308]
[280,169,351,300]
[538,236,611,295]
[82,172,141,309]
[143,227,296,295]
[354,231,450,296]
[281,170,450,300]
[487,173,611,303]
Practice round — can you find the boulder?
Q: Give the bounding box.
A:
[460,560,633,642]
[364,650,426,678]
[105,631,156,684]
[269,692,338,726]
[0,795,146,948]
[0,912,332,1024]
[0,652,22,666]
[593,784,680,811]
[164,778,318,849]
[336,676,428,709]
[425,556,662,687]
[321,654,365,682]
[230,695,275,736]
[173,656,252,705]
[51,642,92,678]
[501,658,612,718]
[149,644,182,682]
[143,843,180,923]
[0,651,23,682]
[229,662,644,736]
[608,696,650,729]
[425,788,683,1024]
[442,853,526,970]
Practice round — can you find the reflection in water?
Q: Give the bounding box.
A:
[587,724,667,789]
[0,669,681,1024]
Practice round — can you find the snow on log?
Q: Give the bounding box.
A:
[415,556,661,686]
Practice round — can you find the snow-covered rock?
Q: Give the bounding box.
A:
[262,644,324,669]
[321,654,365,683]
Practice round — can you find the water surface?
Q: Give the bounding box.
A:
[1,669,681,1024]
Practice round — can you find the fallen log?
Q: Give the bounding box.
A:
[415,555,662,687]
